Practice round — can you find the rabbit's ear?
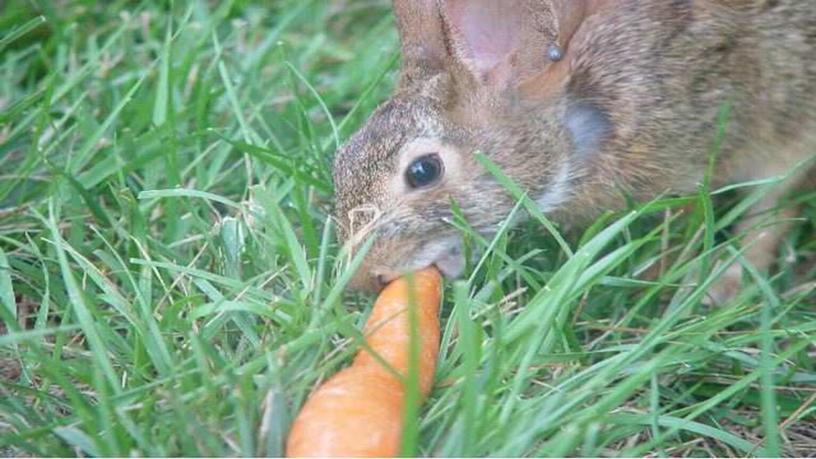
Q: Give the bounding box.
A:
[440,0,594,90]
[393,0,447,86]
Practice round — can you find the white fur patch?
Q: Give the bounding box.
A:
[536,161,572,212]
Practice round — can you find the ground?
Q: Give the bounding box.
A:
[0,1,814,457]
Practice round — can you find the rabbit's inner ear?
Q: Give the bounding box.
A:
[444,0,524,76]
[441,0,555,88]
[563,101,611,158]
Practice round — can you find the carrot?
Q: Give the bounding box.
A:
[285,267,443,457]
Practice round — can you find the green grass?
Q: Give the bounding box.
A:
[1,1,814,456]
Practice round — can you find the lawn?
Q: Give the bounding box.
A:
[1,1,814,456]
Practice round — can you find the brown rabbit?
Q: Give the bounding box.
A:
[332,0,816,300]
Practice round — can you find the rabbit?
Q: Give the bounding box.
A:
[332,0,816,300]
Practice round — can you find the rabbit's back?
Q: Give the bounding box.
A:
[749,0,816,160]
[558,0,816,216]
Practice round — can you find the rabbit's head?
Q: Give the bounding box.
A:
[333,0,610,291]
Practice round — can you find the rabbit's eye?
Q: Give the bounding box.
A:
[405,154,443,189]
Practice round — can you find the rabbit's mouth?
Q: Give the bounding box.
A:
[425,237,466,280]
[396,236,464,281]
[374,236,465,289]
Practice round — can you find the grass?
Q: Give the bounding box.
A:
[1,0,814,456]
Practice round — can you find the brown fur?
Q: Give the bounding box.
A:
[333,0,816,293]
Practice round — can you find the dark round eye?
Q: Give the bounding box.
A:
[405,154,443,189]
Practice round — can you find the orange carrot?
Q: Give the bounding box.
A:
[286,267,443,457]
